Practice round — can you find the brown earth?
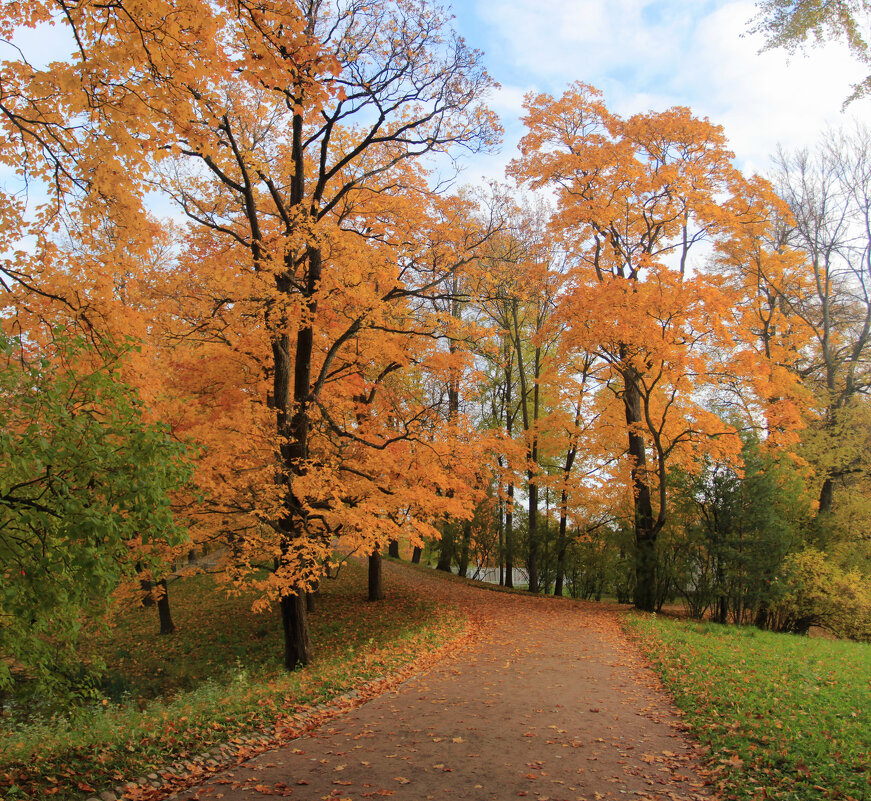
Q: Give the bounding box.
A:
[162,561,716,801]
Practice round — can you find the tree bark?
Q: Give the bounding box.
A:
[436,523,454,572]
[156,579,175,635]
[624,372,657,612]
[388,539,400,559]
[411,546,422,564]
[817,476,834,515]
[368,550,384,601]
[554,510,568,597]
[505,481,514,588]
[281,592,311,669]
[457,520,471,578]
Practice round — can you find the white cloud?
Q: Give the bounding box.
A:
[458,0,871,179]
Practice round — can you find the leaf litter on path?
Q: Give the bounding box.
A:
[132,562,716,801]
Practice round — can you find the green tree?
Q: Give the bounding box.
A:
[0,333,191,697]
[669,435,812,625]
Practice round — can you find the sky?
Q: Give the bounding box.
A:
[2,0,868,194]
[445,0,870,183]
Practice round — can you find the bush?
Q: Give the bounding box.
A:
[770,548,871,640]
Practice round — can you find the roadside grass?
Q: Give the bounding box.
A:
[625,614,871,801]
[0,559,468,801]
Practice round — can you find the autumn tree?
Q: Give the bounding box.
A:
[0,0,499,668]
[510,83,796,610]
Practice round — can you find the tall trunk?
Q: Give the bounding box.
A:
[817,476,834,516]
[368,550,384,601]
[156,579,175,635]
[554,507,568,597]
[498,493,505,586]
[512,301,541,593]
[457,520,471,578]
[505,482,514,588]
[624,372,657,612]
[388,539,400,559]
[436,524,454,572]
[281,593,311,669]
[504,355,514,589]
[273,105,316,671]
[527,473,539,593]
[137,562,155,607]
[411,546,422,564]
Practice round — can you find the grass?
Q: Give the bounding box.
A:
[624,614,871,801]
[0,560,468,801]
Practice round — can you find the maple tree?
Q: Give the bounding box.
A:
[509,83,800,610]
[0,0,500,669]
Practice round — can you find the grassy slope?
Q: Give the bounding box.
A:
[0,560,468,801]
[625,615,871,801]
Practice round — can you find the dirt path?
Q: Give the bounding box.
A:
[168,562,713,801]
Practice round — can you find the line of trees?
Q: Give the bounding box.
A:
[1,0,869,700]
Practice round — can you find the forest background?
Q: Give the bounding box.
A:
[1,0,870,711]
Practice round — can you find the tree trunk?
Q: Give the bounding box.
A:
[498,496,505,586]
[505,482,514,588]
[457,520,471,578]
[436,523,454,572]
[271,105,319,672]
[156,579,175,635]
[368,550,384,600]
[624,373,657,612]
[817,476,834,516]
[527,476,539,593]
[388,539,400,559]
[281,592,312,669]
[411,546,422,564]
[554,510,568,597]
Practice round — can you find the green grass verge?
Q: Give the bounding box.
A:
[0,560,467,801]
[624,614,871,801]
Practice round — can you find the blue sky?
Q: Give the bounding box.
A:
[446,0,869,183]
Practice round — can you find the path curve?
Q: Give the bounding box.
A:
[168,561,714,801]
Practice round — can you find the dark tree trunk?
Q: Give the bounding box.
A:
[140,577,155,607]
[504,345,514,589]
[817,476,834,516]
[498,495,505,586]
[271,103,319,672]
[388,539,400,559]
[156,579,175,635]
[368,550,384,601]
[624,373,657,612]
[137,562,155,607]
[411,546,422,564]
[436,524,454,572]
[281,592,311,669]
[457,520,471,578]
[554,511,568,598]
[505,482,514,588]
[527,469,539,593]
